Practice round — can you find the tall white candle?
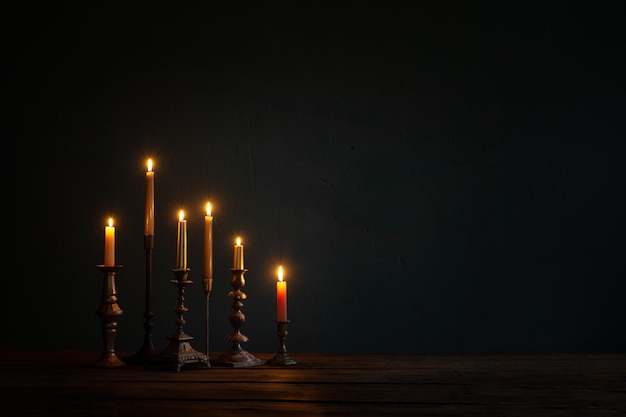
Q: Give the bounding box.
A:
[104,218,115,266]
[144,158,155,236]
[233,237,244,270]
[176,210,187,269]
[203,202,213,292]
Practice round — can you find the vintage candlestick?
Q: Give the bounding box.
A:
[125,234,156,365]
[203,277,213,359]
[267,321,297,366]
[153,268,210,371]
[95,264,126,368]
[213,268,264,367]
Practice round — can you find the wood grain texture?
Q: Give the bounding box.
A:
[1,351,625,416]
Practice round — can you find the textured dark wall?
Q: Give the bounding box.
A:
[6,1,626,354]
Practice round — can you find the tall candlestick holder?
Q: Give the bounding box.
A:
[125,234,156,365]
[267,321,297,366]
[213,268,265,367]
[203,276,213,360]
[152,268,210,371]
[94,265,126,368]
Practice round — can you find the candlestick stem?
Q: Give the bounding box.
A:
[204,278,212,359]
[126,234,157,365]
[152,268,210,371]
[95,265,126,368]
[213,268,264,367]
[267,321,297,366]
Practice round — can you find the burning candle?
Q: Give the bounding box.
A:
[233,237,244,270]
[144,158,155,236]
[176,210,188,269]
[203,202,213,291]
[104,218,115,266]
[276,266,288,322]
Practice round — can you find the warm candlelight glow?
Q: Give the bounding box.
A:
[108,217,113,227]
[236,237,241,246]
[278,265,283,282]
[179,210,185,221]
[206,202,211,216]
[147,158,153,172]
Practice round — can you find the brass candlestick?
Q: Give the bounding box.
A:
[213,268,264,367]
[125,234,156,365]
[267,321,297,366]
[94,264,126,368]
[153,268,210,371]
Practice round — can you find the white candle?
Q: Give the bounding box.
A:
[144,158,155,236]
[276,266,288,322]
[233,237,244,270]
[104,218,115,266]
[203,202,213,292]
[176,210,187,269]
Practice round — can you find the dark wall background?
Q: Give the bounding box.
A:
[5,1,625,354]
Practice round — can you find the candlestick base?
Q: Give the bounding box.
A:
[152,333,211,371]
[151,268,210,371]
[213,268,264,367]
[267,321,297,366]
[95,265,126,369]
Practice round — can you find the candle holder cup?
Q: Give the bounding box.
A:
[212,268,265,367]
[151,268,210,371]
[95,265,126,368]
[267,321,297,366]
[125,234,157,365]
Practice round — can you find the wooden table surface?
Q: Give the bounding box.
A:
[1,350,625,416]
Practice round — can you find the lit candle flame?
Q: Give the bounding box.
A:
[206,202,212,216]
[108,217,113,227]
[278,265,283,282]
[147,158,153,172]
[179,210,185,221]
[236,237,241,246]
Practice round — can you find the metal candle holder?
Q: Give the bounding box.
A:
[125,234,156,365]
[94,265,126,368]
[213,268,264,367]
[267,321,297,366]
[153,268,210,371]
[203,276,213,360]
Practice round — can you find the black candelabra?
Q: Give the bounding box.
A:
[125,234,156,364]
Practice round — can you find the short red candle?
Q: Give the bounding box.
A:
[276,266,287,322]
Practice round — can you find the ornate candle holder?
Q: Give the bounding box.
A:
[153,268,210,371]
[125,234,156,365]
[94,265,126,368]
[213,268,264,367]
[267,321,297,366]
